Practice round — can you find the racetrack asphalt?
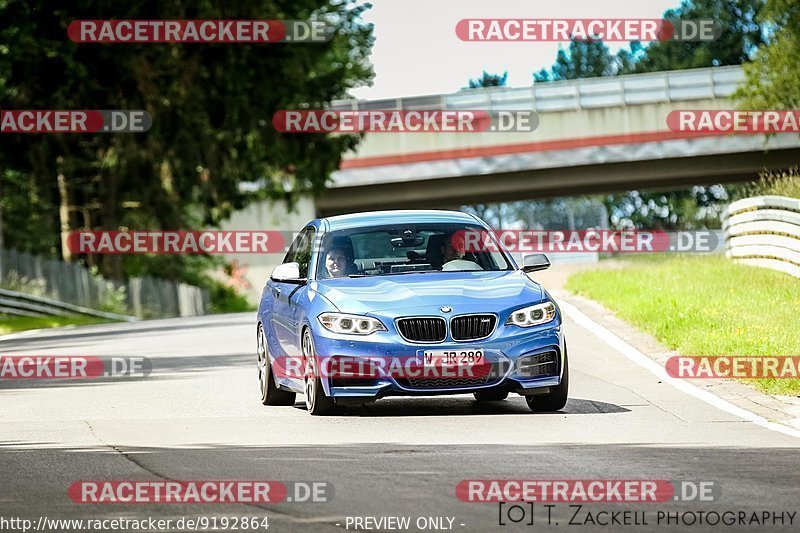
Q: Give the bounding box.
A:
[1,303,799,532]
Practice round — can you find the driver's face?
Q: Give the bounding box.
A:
[442,240,464,262]
[326,249,348,278]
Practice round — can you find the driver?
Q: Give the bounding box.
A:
[441,232,482,271]
[441,233,465,264]
[325,247,350,278]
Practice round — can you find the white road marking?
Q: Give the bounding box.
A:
[556,297,800,440]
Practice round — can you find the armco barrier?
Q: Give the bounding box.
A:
[1,247,209,319]
[0,288,135,321]
[722,195,800,278]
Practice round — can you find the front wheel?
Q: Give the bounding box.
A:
[526,347,569,412]
[302,329,338,416]
[258,323,296,406]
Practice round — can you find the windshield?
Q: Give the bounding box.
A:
[316,223,513,279]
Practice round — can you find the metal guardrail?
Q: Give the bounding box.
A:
[722,195,800,279]
[0,288,136,321]
[0,247,209,319]
[331,65,744,113]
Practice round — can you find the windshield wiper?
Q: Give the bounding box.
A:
[378,270,435,276]
[346,270,436,278]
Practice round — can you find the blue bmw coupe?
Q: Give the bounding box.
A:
[256,210,568,415]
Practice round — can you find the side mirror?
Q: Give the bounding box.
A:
[270,262,305,284]
[521,253,550,273]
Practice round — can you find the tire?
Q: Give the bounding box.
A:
[473,389,509,402]
[302,329,338,416]
[257,323,296,406]
[526,346,569,412]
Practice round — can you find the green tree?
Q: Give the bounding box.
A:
[466,70,508,88]
[533,0,766,80]
[463,198,609,230]
[529,1,766,229]
[624,0,765,74]
[602,186,745,230]
[534,39,615,82]
[0,0,374,281]
[735,0,800,108]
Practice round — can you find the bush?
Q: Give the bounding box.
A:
[208,281,254,314]
[0,271,48,297]
[88,266,128,314]
[748,167,800,199]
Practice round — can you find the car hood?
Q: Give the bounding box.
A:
[310,270,544,315]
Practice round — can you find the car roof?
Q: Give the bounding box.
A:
[319,210,481,231]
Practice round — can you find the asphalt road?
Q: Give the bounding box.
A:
[1,306,799,532]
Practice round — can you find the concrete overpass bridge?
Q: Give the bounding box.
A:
[318,65,800,215]
[223,65,800,295]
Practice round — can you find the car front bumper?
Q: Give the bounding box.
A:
[311,321,566,400]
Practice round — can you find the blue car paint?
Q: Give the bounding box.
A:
[257,210,566,400]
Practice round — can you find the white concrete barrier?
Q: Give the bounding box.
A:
[722,195,800,278]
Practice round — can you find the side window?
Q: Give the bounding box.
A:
[283,227,315,279]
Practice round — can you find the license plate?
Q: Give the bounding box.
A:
[422,349,484,368]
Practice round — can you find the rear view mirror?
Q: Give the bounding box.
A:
[270,262,305,283]
[521,253,551,273]
[391,236,424,247]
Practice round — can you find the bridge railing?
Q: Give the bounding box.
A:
[722,195,800,279]
[331,65,744,113]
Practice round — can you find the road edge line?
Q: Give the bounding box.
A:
[556,295,800,440]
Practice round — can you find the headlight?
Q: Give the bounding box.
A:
[505,301,556,328]
[318,313,387,335]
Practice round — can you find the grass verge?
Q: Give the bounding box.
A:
[0,315,113,336]
[565,255,800,395]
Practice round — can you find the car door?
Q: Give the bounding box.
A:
[268,227,315,362]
